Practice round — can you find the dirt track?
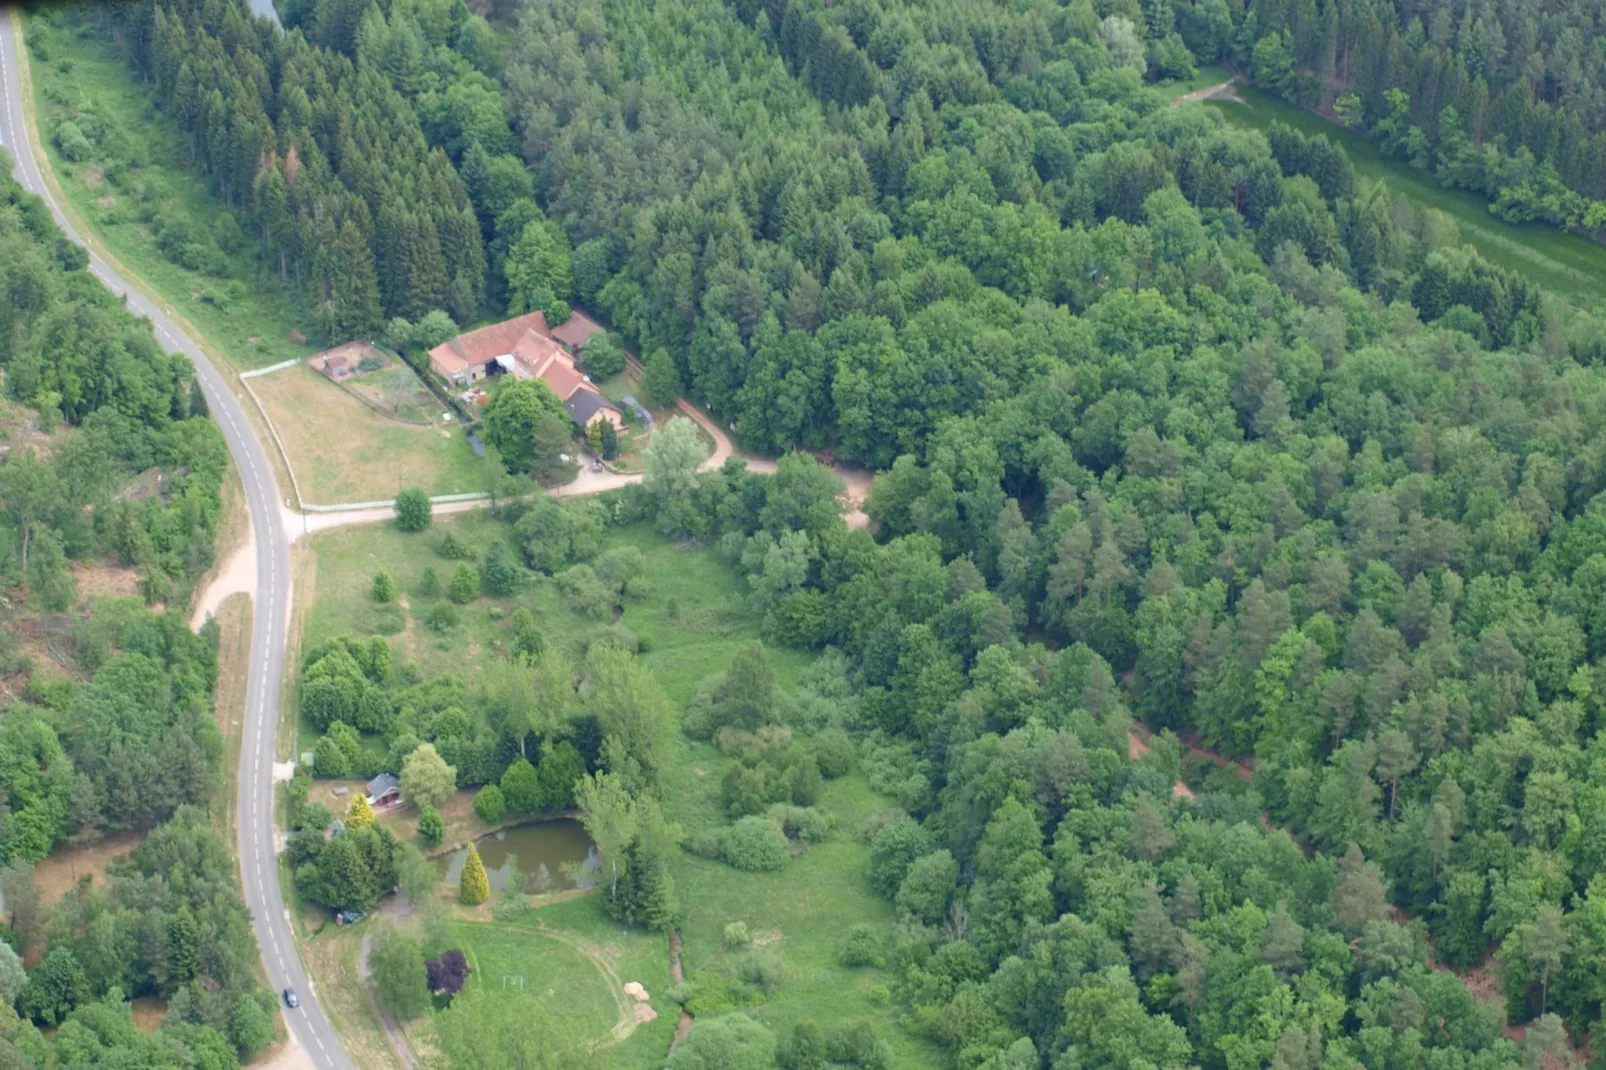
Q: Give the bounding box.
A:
[1171,77,1241,106]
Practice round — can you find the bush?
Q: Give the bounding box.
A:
[723,922,751,950]
[718,817,790,872]
[419,567,440,597]
[449,563,481,604]
[812,728,854,779]
[55,121,94,162]
[473,784,506,824]
[491,894,529,921]
[426,603,460,632]
[418,805,445,846]
[666,1014,775,1070]
[736,950,784,994]
[437,531,472,560]
[312,735,350,778]
[580,332,626,379]
[867,815,933,897]
[372,604,406,636]
[372,570,398,603]
[836,925,883,968]
[687,830,722,859]
[394,488,432,531]
[416,310,457,349]
[767,804,833,843]
[557,564,617,619]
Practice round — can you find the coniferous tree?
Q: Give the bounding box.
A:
[347,793,376,829]
[459,843,490,906]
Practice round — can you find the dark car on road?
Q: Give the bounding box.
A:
[283,988,299,1009]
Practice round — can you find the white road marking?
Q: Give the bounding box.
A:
[4,22,346,1063]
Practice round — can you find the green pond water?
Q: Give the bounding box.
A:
[437,819,599,894]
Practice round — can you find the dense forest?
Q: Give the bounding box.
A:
[30,0,1606,1064]
[0,157,225,608]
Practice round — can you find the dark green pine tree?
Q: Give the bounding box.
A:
[399,213,448,321]
[634,848,679,932]
[168,907,201,986]
[436,206,486,322]
[375,203,409,319]
[335,218,384,339]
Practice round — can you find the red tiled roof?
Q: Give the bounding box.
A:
[551,310,603,349]
[428,310,549,378]
[511,331,568,377]
[541,362,588,402]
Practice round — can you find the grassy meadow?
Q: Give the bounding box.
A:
[297,512,939,1066]
[1200,82,1606,306]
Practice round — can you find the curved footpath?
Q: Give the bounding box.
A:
[0,15,351,1069]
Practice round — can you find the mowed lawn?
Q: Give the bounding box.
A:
[448,918,619,1034]
[250,363,486,505]
[25,13,321,371]
[1201,82,1606,306]
[305,515,938,1065]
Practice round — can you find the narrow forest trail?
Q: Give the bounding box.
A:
[1127,721,1255,800]
[1170,77,1242,106]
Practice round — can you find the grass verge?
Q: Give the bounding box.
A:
[211,592,254,846]
[1201,82,1606,306]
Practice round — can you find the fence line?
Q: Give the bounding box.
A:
[239,356,303,379]
[300,491,490,514]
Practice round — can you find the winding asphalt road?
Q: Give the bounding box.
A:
[0,15,351,1069]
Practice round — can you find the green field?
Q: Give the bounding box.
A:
[441,901,679,1063]
[1200,82,1606,306]
[449,918,620,1036]
[25,12,321,371]
[304,513,814,703]
[303,512,939,1065]
[1163,62,1233,96]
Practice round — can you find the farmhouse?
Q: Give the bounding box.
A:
[427,312,623,430]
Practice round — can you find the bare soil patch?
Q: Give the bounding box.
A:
[307,782,491,853]
[1171,78,1243,106]
[249,1040,315,1070]
[130,996,167,1032]
[189,467,252,629]
[32,830,143,903]
[71,559,142,602]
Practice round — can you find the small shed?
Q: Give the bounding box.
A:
[367,773,401,809]
[323,354,350,379]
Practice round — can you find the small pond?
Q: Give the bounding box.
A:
[438,820,599,895]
